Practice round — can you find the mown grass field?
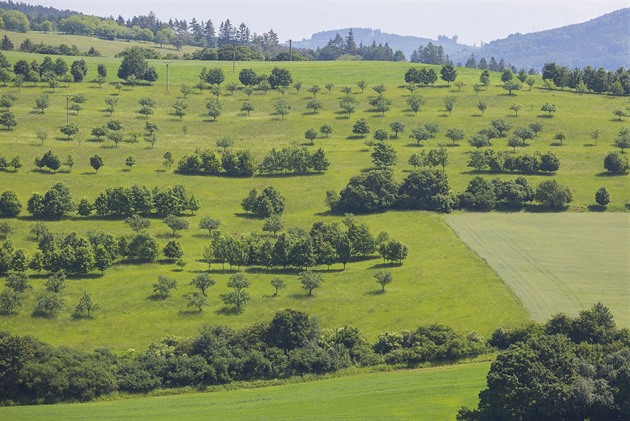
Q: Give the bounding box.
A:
[446,213,630,326]
[0,36,626,352]
[0,362,490,420]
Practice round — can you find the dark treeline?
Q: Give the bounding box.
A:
[542,62,630,96]
[458,303,630,420]
[0,309,489,405]
[315,29,405,62]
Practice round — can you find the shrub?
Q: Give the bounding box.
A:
[603,152,629,174]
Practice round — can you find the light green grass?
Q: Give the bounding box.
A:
[0,30,198,57]
[0,362,489,420]
[446,213,630,326]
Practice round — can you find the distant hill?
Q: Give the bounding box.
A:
[296,8,630,70]
[293,28,473,61]
[452,8,630,70]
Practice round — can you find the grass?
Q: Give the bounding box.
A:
[0,30,198,57]
[0,45,625,351]
[446,213,630,326]
[0,362,490,420]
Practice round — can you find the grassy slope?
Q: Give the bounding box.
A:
[446,213,630,326]
[0,46,626,350]
[0,362,489,420]
[0,30,197,57]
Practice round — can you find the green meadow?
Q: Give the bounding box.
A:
[0,362,490,420]
[0,30,628,414]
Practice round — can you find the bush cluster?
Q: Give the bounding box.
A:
[468,149,560,174]
[177,149,256,177]
[333,169,455,214]
[206,218,407,271]
[92,184,198,217]
[259,145,329,175]
[457,176,535,211]
[0,310,488,404]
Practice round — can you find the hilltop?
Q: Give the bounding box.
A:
[295,8,630,70]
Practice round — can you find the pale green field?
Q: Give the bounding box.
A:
[446,213,630,326]
[0,362,489,420]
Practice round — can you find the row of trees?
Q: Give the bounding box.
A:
[330,168,577,214]
[542,62,630,96]
[0,309,490,404]
[203,217,408,272]
[467,150,560,174]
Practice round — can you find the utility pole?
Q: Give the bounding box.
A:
[64,95,70,124]
[164,61,172,93]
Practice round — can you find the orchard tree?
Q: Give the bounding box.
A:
[553,132,566,146]
[90,155,103,173]
[270,277,286,297]
[373,129,389,141]
[163,214,189,237]
[304,128,318,145]
[352,118,370,137]
[299,271,324,296]
[190,273,216,296]
[216,136,234,151]
[125,155,136,171]
[60,122,79,140]
[163,240,184,260]
[409,127,431,146]
[444,96,456,115]
[477,101,487,116]
[371,141,397,168]
[306,98,323,114]
[202,67,225,85]
[510,103,523,116]
[183,292,207,312]
[35,94,50,113]
[614,127,630,152]
[72,292,100,319]
[172,100,188,120]
[222,274,251,312]
[199,216,221,235]
[595,187,611,207]
[541,102,557,117]
[262,214,284,237]
[480,70,490,89]
[356,80,367,93]
[153,275,177,298]
[446,128,465,146]
[320,124,333,138]
[205,98,223,120]
[503,81,522,95]
[339,96,357,116]
[389,121,405,138]
[240,101,254,116]
[407,95,424,115]
[374,270,393,292]
[274,99,291,119]
[535,179,573,209]
[440,64,457,86]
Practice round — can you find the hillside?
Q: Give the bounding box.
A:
[453,8,630,70]
[293,28,472,61]
[295,8,630,70]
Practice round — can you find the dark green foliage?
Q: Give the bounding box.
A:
[462,304,630,421]
[34,150,61,172]
[33,292,63,318]
[265,309,319,350]
[397,169,454,213]
[259,145,329,175]
[153,275,177,298]
[603,151,629,174]
[535,179,573,209]
[468,150,560,174]
[336,170,399,214]
[126,232,159,262]
[0,289,23,315]
[268,67,292,88]
[163,240,184,260]
[94,184,195,217]
[241,186,285,217]
[117,46,157,82]
[595,187,611,206]
[73,292,99,318]
[27,183,74,219]
[221,150,256,177]
[0,190,21,216]
[458,176,534,211]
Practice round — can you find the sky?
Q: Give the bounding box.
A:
[23,1,629,46]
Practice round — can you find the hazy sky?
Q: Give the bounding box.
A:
[25,1,629,46]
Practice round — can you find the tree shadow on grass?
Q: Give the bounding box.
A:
[595,171,626,177]
[216,306,241,316]
[369,262,402,269]
[146,293,167,301]
[234,212,262,220]
[289,293,312,300]
[365,289,385,296]
[587,204,607,212]
[178,309,203,317]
